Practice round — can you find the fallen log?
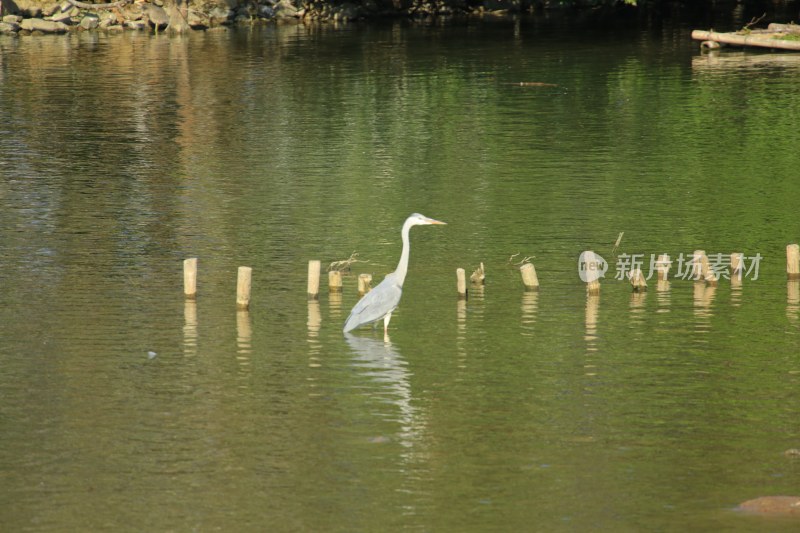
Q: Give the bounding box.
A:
[691,29,800,51]
[767,23,800,34]
[510,82,559,88]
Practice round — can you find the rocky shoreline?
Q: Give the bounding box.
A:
[0,0,532,35]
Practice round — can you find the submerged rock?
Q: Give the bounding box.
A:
[49,7,77,23]
[0,21,20,33]
[79,14,99,30]
[206,6,234,25]
[737,496,800,515]
[126,20,147,30]
[273,0,299,19]
[19,17,69,32]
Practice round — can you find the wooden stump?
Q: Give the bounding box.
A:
[307,260,321,300]
[583,251,602,295]
[456,268,467,299]
[328,270,343,293]
[520,263,539,291]
[788,244,800,279]
[357,273,372,296]
[470,262,485,285]
[237,266,252,309]
[183,258,197,299]
[629,267,647,292]
[730,252,744,288]
[656,254,670,281]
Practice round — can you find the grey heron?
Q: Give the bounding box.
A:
[343,213,446,335]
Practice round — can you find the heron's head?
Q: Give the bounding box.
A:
[408,213,447,227]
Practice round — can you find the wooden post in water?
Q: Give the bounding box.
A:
[583,251,601,295]
[307,260,321,300]
[787,244,800,280]
[692,249,717,285]
[357,273,372,296]
[183,258,198,299]
[328,270,343,293]
[691,250,706,281]
[470,262,485,285]
[656,254,670,281]
[731,253,744,288]
[520,263,539,291]
[237,266,252,309]
[655,254,670,292]
[629,267,647,292]
[704,264,718,286]
[456,268,468,299]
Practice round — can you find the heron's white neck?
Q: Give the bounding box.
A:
[393,218,415,286]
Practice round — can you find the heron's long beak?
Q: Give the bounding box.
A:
[428,218,446,225]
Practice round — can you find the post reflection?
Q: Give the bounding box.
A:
[328,291,343,319]
[629,290,646,329]
[470,283,485,302]
[693,281,716,339]
[456,299,467,334]
[788,281,799,324]
[585,293,599,354]
[234,310,252,381]
[730,253,743,307]
[307,300,322,368]
[236,309,252,361]
[456,299,467,370]
[183,299,197,356]
[656,280,670,313]
[344,333,422,448]
[521,291,538,337]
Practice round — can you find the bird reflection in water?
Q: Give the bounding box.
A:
[344,333,422,448]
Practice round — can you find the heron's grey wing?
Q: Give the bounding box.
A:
[343,277,402,332]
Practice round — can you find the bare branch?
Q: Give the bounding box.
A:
[328,252,368,273]
[742,13,766,31]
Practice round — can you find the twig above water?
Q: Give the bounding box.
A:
[329,252,368,273]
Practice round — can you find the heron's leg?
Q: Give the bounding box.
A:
[383,312,392,335]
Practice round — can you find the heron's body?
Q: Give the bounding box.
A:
[343,213,445,335]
